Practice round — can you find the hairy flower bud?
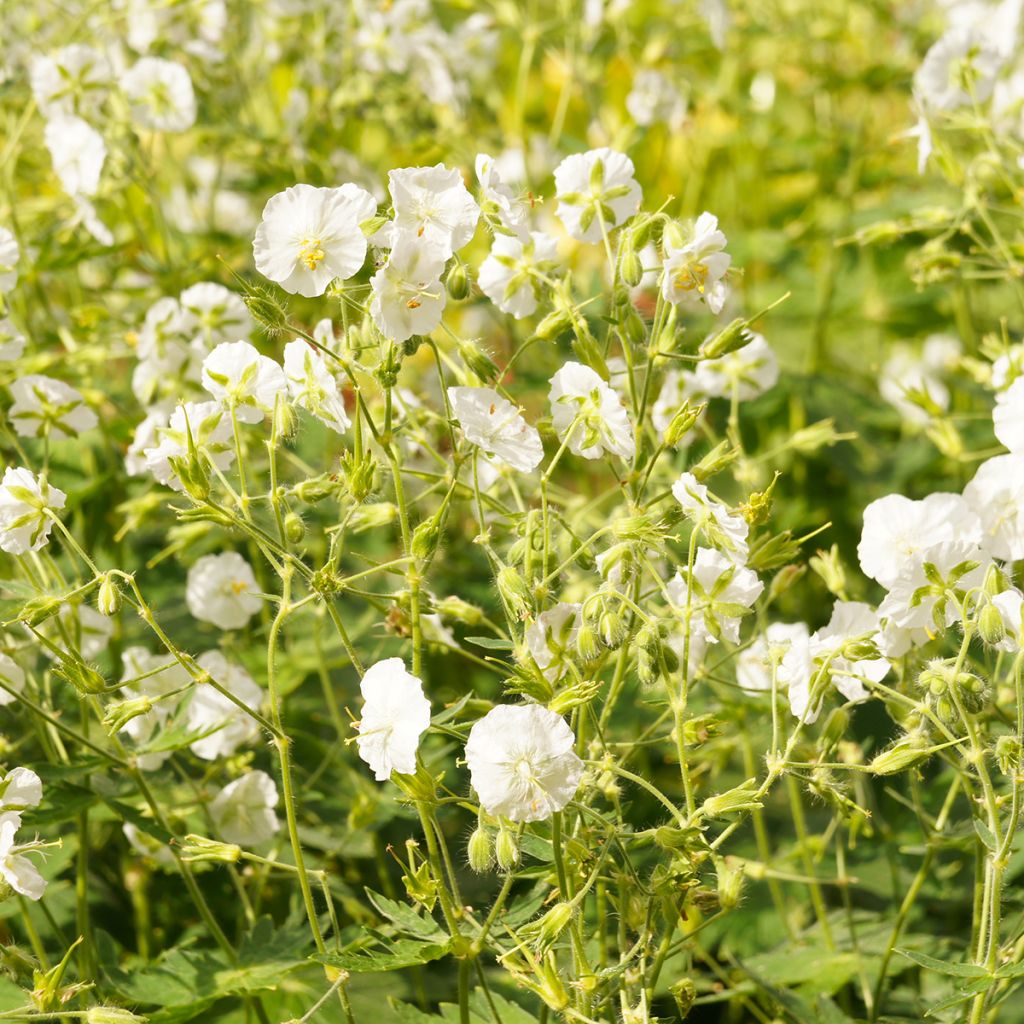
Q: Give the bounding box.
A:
[978,602,1007,647]
[620,250,643,288]
[102,696,153,734]
[496,566,532,619]
[671,978,697,1019]
[180,834,242,863]
[96,574,122,616]
[701,319,752,359]
[664,402,704,448]
[870,735,930,775]
[436,595,483,626]
[495,826,519,871]
[411,517,440,562]
[954,672,988,715]
[467,826,492,873]
[86,1009,148,1024]
[446,261,470,301]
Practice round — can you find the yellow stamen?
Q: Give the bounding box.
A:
[298,238,326,271]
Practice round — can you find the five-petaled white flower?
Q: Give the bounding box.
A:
[0,228,18,292]
[478,232,558,318]
[121,57,197,132]
[369,238,447,341]
[143,401,235,491]
[356,658,431,781]
[549,361,635,461]
[0,815,46,901]
[662,212,731,314]
[0,319,25,363]
[253,183,377,297]
[201,341,287,424]
[388,163,480,259]
[667,546,763,645]
[553,148,642,244]
[0,467,66,556]
[188,651,263,761]
[211,770,279,846]
[672,472,749,565]
[465,704,584,822]
[44,115,106,198]
[448,386,544,472]
[9,375,97,440]
[179,283,254,349]
[283,339,351,434]
[186,551,262,630]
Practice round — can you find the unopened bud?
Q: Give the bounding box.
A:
[18,596,63,627]
[467,827,492,873]
[458,339,499,383]
[284,512,305,545]
[620,251,643,288]
[870,736,930,775]
[664,403,704,448]
[495,826,519,871]
[715,859,745,910]
[670,978,696,1018]
[954,672,988,715]
[180,834,242,863]
[411,518,440,561]
[701,319,752,359]
[97,574,122,616]
[978,602,1007,647]
[436,595,483,626]
[86,1009,148,1024]
[691,440,738,482]
[446,262,470,301]
[496,566,532,619]
[102,696,153,734]
[532,901,574,950]
[534,308,572,342]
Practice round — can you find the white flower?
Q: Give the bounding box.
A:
[879,335,960,426]
[525,604,581,681]
[388,163,480,259]
[0,228,18,292]
[120,646,192,770]
[0,319,25,362]
[186,552,262,630]
[0,816,46,901]
[0,768,42,816]
[9,375,97,440]
[29,45,111,118]
[690,333,779,401]
[188,651,263,760]
[475,153,528,236]
[671,472,749,564]
[0,467,66,555]
[858,492,981,588]
[915,27,1003,111]
[121,57,197,132]
[253,183,377,297]
[666,547,764,645]
[283,340,351,434]
[553,148,642,244]
[963,455,1024,561]
[448,386,544,472]
[44,115,105,197]
[549,361,635,461]
[126,411,169,476]
[995,376,1024,453]
[143,401,235,491]
[369,238,447,341]
[478,232,558,318]
[736,623,810,694]
[465,704,584,822]
[201,341,287,424]
[993,589,1024,650]
[626,69,687,129]
[211,770,279,846]
[179,283,254,349]
[0,654,25,706]
[662,212,731,314]
[356,658,431,781]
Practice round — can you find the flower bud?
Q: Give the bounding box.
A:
[86,1009,148,1024]
[273,399,298,440]
[701,319,752,359]
[715,859,745,911]
[575,621,602,662]
[284,512,305,545]
[17,595,63,627]
[467,827,492,873]
[532,901,574,951]
[180,834,242,863]
[293,473,340,503]
[349,502,396,533]
[700,779,763,818]
[411,517,440,561]
[340,451,378,502]
[55,659,106,695]
[984,564,1010,598]
[690,440,738,482]
[598,609,626,649]
[808,545,846,598]
[954,672,988,715]
[820,707,850,754]
[978,602,1007,647]
[495,826,519,871]
[620,250,643,288]
[496,566,532,619]
[663,402,704,448]
[869,736,930,775]
[436,595,483,626]
[102,696,153,734]
[534,308,572,343]
[663,220,686,249]
[446,262,470,301]
[243,284,291,337]
[96,574,122,616]
[458,339,500,383]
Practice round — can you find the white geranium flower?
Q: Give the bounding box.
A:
[553,148,642,244]
[465,704,584,822]
[369,237,447,341]
[915,27,1003,111]
[283,339,351,434]
[993,589,1024,650]
[666,547,764,645]
[525,603,581,681]
[0,816,46,901]
[879,334,960,426]
[0,319,25,362]
[0,768,42,816]
[253,183,377,297]
[478,232,558,318]
[0,653,25,706]
[736,622,810,694]
[858,492,981,588]
[356,658,431,781]
[549,361,635,461]
[671,472,749,564]
[126,411,169,477]
[143,401,235,491]
[120,646,192,771]
[994,376,1024,453]
[188,651,263,760]
[626,69,687,129]
[186,552,262,630]
[388,163,480,258]
[121,57,197,132]
[963,455,1024,561]
[211,770,279,846]
[201,340,287,424]
[9,375,97,440]
[179,283,254,349]
[29,45,111,118]
[0,228,18,292]
[662,212,731,314]
[448,386,544,472]
[691,333,779,401]
[0,467,66,555]
[44,115,105,197]
[475,153,528,237]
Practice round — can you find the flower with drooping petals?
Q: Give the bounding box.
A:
[356,658,431,781]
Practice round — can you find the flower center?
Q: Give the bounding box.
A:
[674,261,708,294]
[298,238,326,271]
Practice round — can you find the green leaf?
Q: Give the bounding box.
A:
[314,937,451,973]
[464,636,513,651]
[897,948,989,978]
[364,889,446,940]
[973,818,997,852]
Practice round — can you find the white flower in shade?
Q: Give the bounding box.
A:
[0,468,66,555]
[995,376,1024,453]
[186,552,262,630]
[283,340,351,434]
[626,68,687,129]
[179,283,254,349]
[879,335,960,426]
[136,296,188,365]
[553,148,642,244]
[121,57,197,132]
[858,492,982,589]
[188,651,263,760]
[253,183,377,297]
[736,622,810,694]
[120,646,192,771]
[211,770,279,846]
[143,401,235,491]
[201,341,287,424]
[0,816,46,901]
[387,163,480,258]
[525,603,581,681]
[465,704,584,822]
[666,547,764,645]
[29,45,111,118]
[475,153,528,236]
[126,411,169,476]
[0,768,42,818]
[915,27,1003,111]
[44,115,105,197]
[0,228,18,292]
[448,386,544,472]
[784,602,889,723]
[9,375,97,440]
[478,232,558,318]
[0,319,25,362]
[369,238,447,341]
[691,333,779,401]
[993,589,1024,650]
[662,212,730,314]
[963,455,1024,561]
[356,658,431,781]
[0,654,25,706]
[671,472,749,564]
[549,361,635,461]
